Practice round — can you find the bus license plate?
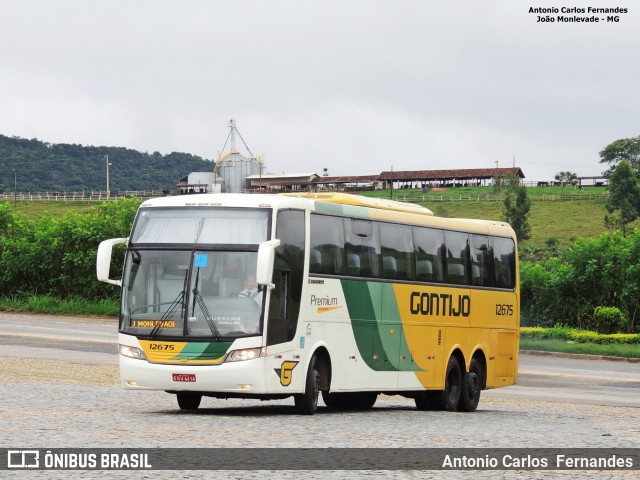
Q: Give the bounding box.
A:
[172,373,196,382]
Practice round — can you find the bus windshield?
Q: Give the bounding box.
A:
[121,250,264,339]
[131,207,268,245]
[120,207,270,339]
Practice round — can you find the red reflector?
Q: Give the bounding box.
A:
[172,373,196,382]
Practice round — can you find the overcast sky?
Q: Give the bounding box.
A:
[1,0,638,182]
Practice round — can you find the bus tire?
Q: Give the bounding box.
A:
[294,355,320,415]
[428,356,462,411]
[415,395,431,410]
[322,391,344,408]
[459,358,482,412]
[177,392,202,411]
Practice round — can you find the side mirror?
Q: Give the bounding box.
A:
[96,238,128,286]
[256,239,281,289]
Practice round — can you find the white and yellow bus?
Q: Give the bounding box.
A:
[97,192,519,414]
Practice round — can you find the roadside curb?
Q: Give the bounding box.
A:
[521,349,640,363]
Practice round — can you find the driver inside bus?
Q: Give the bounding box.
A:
[237,275,263,305]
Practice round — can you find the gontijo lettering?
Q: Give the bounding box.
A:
[410,292,471,317]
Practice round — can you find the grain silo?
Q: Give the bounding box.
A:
[217,152,262,193]
[214,119,264,193]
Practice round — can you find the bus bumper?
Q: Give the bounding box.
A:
[119,355,268,394]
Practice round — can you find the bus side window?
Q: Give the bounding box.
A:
[493,237,516,289]
[310,249,322,272]
[413,227,446,282]
[309,214,345,275]
[471,234,494,287]
[380,222,414,280]
[345,219,380,278]
[267,210,304,346]
[444,231,471,285]
[266,270,290,345]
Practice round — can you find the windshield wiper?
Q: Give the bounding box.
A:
[190,268,221,340]
[149,269,188,339]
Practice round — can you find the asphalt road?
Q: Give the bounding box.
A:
[1,312,639,408]
[1,313,639,479]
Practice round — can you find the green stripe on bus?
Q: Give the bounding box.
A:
[377,283,402,370]
[342,279,398,371]
[313,202,345,215]
[313,201,371,219]
[342,280,383,371]
[171,342,232,360]
[379,283,421,372]
[342,280,423,372]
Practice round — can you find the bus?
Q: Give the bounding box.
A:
[96,192,519,415]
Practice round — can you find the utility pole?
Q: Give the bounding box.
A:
[105,155,111,200]
[12,169,16,207]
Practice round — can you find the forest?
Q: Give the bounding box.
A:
[0,134,213,193]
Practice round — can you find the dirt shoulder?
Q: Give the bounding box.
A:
[0,311,117,325]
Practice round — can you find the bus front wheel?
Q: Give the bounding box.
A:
[177,392,202,411]
[294,355,320,415]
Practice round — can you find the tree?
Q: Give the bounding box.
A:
[599,136,640,176]
[554,171,578,197]
[492,172,521,193]
[503,184,531,242]
[0,134,213,193]
[605,160,640,237]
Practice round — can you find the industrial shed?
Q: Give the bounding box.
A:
[376,167,525,189]
[313,175,379,190]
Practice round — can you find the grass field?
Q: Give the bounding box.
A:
[0,295,119,317]
[2,199,96,220]
[520,338,640,358]
[430,199,610,245]
[360,186,617,245]
[0,186,624,246]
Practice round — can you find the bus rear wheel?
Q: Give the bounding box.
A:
[459,358,482,412]
[294,355,320,415]
[428,356,462,411]
[177,392,202,411]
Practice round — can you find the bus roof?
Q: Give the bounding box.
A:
[281,192,434,216]
[139,192,433,216]
[138,192,515,239]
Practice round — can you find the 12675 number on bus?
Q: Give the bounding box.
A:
[148,343,175,351]
[496,304,514,316]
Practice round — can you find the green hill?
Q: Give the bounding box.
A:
[360,186,615,246]
[429,199,608,246]
[6,185,619,248]
[0,134,213,193]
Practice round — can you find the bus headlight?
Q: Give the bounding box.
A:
[225,348,262,362]
[119,344,147,360]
